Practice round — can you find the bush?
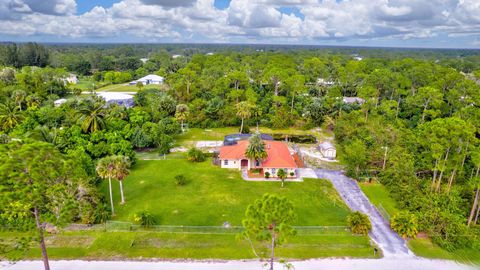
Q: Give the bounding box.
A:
[264,172,270,179]
[133,210,157,228]
[390,211,418,239]
[187,147,206,162]
[347,211,371,235]
[289,172,295,177]
[174,174,189,186]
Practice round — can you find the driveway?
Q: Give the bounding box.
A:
[314,169,411,257]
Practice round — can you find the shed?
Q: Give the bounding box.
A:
[318,141,336,159]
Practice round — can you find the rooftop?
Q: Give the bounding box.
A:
[219,140,297,168]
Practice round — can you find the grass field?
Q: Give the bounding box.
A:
[96,83,163,92]
[408,238,480,265]
[101,157,350,226]
[0,230,377,260]
[359,182,399,217]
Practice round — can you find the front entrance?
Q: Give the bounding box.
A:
[241,159,249,169]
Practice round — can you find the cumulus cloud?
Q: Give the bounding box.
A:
[0,0,478,46]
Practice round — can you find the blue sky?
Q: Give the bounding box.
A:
[0,0,479,48]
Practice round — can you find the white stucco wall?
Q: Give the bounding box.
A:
[264,168,296,178]
[220,159,240,169]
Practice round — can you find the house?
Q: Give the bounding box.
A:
[218,140,297,177]
[130,74,164,85]
[97,92,134,107]
[63,74,78,85]
[318,141,336,159]
[317,78,335,86]
[342,97,365,105]
[54,98,68,107]
[140,58,149,63]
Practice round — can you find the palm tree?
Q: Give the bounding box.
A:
[245,133,268,167]
[78,101,106,133]
[96,156,117,216]
[175,104,189,133]
[11,90,26,111]
[26,94,41,109]
[114,155,131,205]
[277,169,287,188]
[0,102,23,131]
[236,101,254,133]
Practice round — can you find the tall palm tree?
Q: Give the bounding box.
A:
[96,156,117,216]
[245,132,268,166]
[175,104,189,133]
[114,155,131,205]
[78,101,106,133]
[236,101,254,133]
[0,102,23,131]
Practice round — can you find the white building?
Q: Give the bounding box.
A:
[54,98,68,107]
[342,97,366,105]
[140,58,149,64]
[318,141,336,159]
[97,92,134,107]
[130,74,164,85]
[63,74,78,85]
[317,78,335,86]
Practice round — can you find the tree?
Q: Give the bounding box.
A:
[78,100,106,133]
[285,74,306,112]
[113,155,131,205]
[242,194,296,270]
[96,156,117,215]
[11,90,26,111]
[245,133,268,164]
[0,102,23,131]
[186,147,206,162]
[342,139,368,178]
[136,81,144,91]
[277,169,287,188]
[390,211,418,239]
[0,142,85,270]
[236,101,254,133]
[347,212,372,236]
[175,104,189,133]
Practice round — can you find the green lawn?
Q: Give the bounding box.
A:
[102,157,350,226]
[359,182,399,218]
[0,230,377,260]
[408,238,480,265]
[96,84,163,92]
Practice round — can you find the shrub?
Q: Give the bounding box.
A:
[133,210,157,228]
[264,172,270,179]
[390,211,418,239]
[347,211,371,235]
[187,147,206,162]
[174,174,189,186]
[289,172,295,177]
[251,168,261,174]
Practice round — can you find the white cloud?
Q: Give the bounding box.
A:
[0,0,478,46]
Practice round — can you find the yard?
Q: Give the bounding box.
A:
[101,157,350,226]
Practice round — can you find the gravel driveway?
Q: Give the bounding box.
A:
[314,169,412,257]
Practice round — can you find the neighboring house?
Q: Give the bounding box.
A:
[172,54,183,59]
[318,141,336,159]
[63,74,78,85]
[54,98,67,107]
[342,97,365,105]
[140,58,149,63]
[218,140,297,177]
[97,92,134,107]
[317,78,335,86]
[130,74,164,85]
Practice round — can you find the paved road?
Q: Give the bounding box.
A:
[1,258,476,270]
[314,169,412,257]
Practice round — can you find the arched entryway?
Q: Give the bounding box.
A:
[240,159,249,170]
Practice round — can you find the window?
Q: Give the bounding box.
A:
[255,160,260,166]
[224,160,229,165]
[272,168,276,174]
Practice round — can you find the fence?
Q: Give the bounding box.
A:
[105,221,351,236]
[377,203,391,223]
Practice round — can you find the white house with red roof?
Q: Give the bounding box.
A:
[218,140,297,178]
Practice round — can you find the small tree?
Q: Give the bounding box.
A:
[175,104,189,133]
[277,169,287,188]
[390,211,418,239]
[187,147,206,162]
[174,174,189,186]
[347,211,371,235]
[136,81,144,91]
[236,101,254,133]
[134,210,157,228]
[242,194,296,270]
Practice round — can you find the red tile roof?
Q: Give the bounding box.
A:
[219,140,297,168]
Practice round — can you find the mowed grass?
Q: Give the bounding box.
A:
[0,230,377,260]
[359,182,399,217]
[408,238,480,265]
[101,158,350,226]
[96,84,163,92]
